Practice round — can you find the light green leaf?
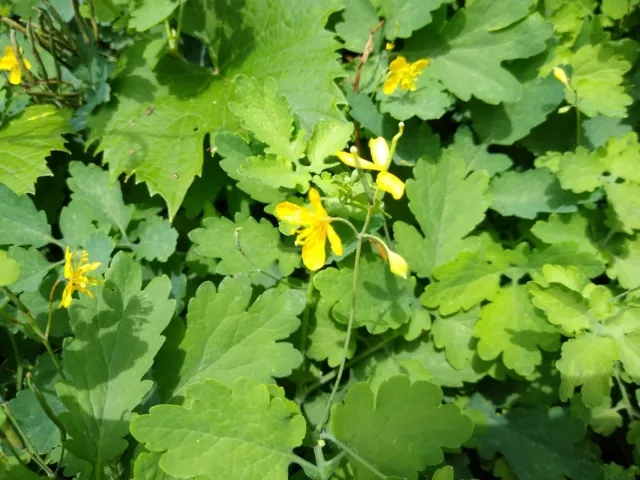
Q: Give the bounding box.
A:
[90,0,345,218]
[335,0,381,53]
[431,308,479,370]
[406,0,553,103]
[394,150,490,278]
[531,212,601,257]
[605,183,640,234]
[473,404,602,480]
[475,285,560,376]
[131,377,306,480]
[380,0,446,38]
[490,168,597,219]
[307,297,356,368]
[602,0,639,18]
[452,126,512,177]
[566,44,633,118]
[306,121,353,174]
[133,217,178,262]
[314,255,419,334]
[470,75,564,145]
[0,105,71,196]
[0,184,57,248]
[571,393,623,436]
[603,463,636,480]
[129,0,183,31]
[607,234,640,289]
[432,465,454,480]
[378,70,453,121]
[421,251,502,315]
[155,276,304,400]
[59,201,109,248]
[536,147,604,194]
[0,250,21,286]
[330,376,473,480]
[189,214,299,282]
[229,76,303,163]
[216,132,288,204]
[528,283,591,334]
[239,154,310,192]
[7,247,51,292]
[56,253,174,468]
[67,162,131,237]
[556,333,618,408]
[132,452,180,480]
[7,389,64,455]
[527,243,606,280]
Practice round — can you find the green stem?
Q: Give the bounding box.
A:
[314,190,378,433]
[295,272,316,399]
[290,454,319,476]
[320,433,387,479]
[3,403,55,477]
[301,330,403,401]
[46,280,62,338]
[2,287,66,380]
[329,217,360,237]
[70,0,91,46]
[614,364,640,420]
[5,326,23,391]
[575,100,581,147]
[26,374,66,475]
[1,434,29,469]
[175,1,185,48]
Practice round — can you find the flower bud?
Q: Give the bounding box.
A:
[388,250,408,279]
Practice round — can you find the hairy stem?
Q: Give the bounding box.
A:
[320,433,387,479]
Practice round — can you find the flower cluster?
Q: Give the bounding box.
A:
[383,56,430,95]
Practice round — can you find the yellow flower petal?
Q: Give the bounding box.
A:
[59,282,74,309]
[0,47,15,70]
[64,247,73,279]
[23,58,31,71]
[389,56,408,73]
[388,250,408,279]
[376,171,405,200]
[369,137,390,170]
[412,59,430,73]
[8,67,21,85]
[308,188,329,218]
[335,150,380,171]
[77,261,101,275]
[275,202,315,226]
[326,224,343,256]
[382,74,401,95]
[301,225,327,271]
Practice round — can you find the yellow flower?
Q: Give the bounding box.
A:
[59,247,102,309]
[553,66,570,88]
[385,42,395,51]
[387,251,408,279]
[335,124,406,200]
[383,56,430,95]
[274,188,343,271]
[0,46,31,85]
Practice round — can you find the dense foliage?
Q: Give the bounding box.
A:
[0,0,640,479]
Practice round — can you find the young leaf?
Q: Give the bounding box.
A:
[531,212,601,257]
[335,0,381,53]
[307,297,356,368]
[380,0,446,38]
[421,251,503,315]
[154,276,304,400]
[133,216,178,262]
[0,184,57,248]
[56,253,174,470]
[6,247,52,293]
[431,308,479,370]
[607,234,640,289]
[394,150,490,278]
[67,162,131,237]
[313,254,419,334]
[189,214,299,282]
[329,375,473,479]
[556,333,618,408]
[306,121,353,174]
[406,0,553,103]
[475,285,561,377]
[229,76,303,163]
[0,251,21,286]
[0,105,71,196]
[131,378,306,480]
[132,452,180,480]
